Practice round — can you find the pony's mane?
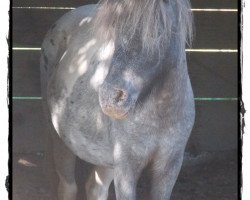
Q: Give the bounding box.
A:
[93,0,193,55]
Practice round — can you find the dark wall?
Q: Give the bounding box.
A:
[12,0,238,154]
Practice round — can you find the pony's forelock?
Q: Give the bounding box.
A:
[93,0,193,56]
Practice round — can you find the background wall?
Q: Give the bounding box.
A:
[12,0,238,154]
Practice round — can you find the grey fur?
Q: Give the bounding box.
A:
[40,1,195,200]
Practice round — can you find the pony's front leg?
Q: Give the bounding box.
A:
[150,150,184,200]
[85,166,113,200]
[113,150,146,200]
[114,165,143,200]
[52,134,77,200]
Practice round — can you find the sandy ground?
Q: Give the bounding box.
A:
[13,150,237,200]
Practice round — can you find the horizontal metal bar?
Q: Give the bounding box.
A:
[12,47,238,53]
[12,97,238,101]
[185,49,237,53]
[12,6,75,10]
[12,97,42,100]
[191,8,237,12]
[194,98,238,101]
[12,47,41,51]
[12,7,237,12]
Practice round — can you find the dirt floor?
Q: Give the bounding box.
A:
[13,150,238,200]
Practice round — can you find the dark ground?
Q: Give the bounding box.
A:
[13,150,237,200]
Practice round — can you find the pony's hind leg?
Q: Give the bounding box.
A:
[85,166,114,200]
[52,133,77,200]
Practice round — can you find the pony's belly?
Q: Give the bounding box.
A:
[57,97,114,166]
[60,128,114,167]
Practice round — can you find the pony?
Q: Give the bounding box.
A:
[40,0,195,199]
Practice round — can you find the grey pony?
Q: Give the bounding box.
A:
[40,0,195,199]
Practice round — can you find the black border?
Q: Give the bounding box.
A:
[239,0,243,200]
[9,0,242,199]
[9,0,13,200]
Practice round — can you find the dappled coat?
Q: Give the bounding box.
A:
[40,0,195,199]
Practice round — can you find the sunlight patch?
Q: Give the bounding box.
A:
[90,63,108,90]
[79,17,92,26]
[78,60,88,75]
[114,142,122,159]
[60,51,68,62]
[98,41,115,61]
[95,170,103,186]
[78,39,97,55]
[18,159,37,167]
